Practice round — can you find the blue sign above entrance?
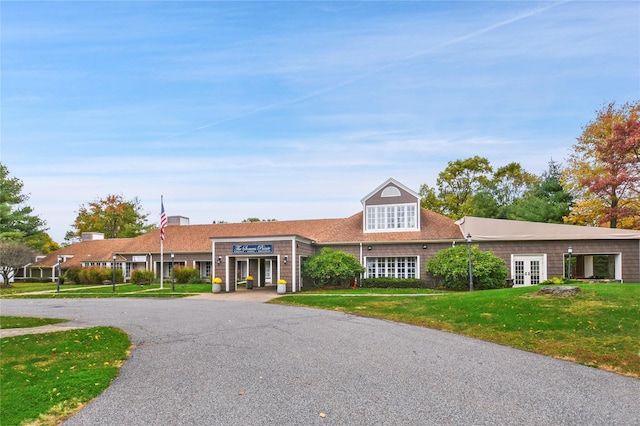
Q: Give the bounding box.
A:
[232,244,274,254]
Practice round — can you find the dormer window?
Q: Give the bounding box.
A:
[366,204,417,231]
[362,178,421,233]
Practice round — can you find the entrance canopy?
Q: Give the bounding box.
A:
[210,235,314,293]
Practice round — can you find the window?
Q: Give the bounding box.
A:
[377,208,385,229]
[381,186,401,197]
[593,255,616,279]
[265,260,272,282]
[387,206,395,229]
[365,203,418,232]
[366,257,417,278]
[197,261,211,278]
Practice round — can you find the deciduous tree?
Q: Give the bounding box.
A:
[66,194,154,242]
[468,162,540,219]
[241,218,277,222]
[0,240,37,287]
[563,101,640,228]
[421,157,543,220]
[420,156,493,218]
[491,162,538,207]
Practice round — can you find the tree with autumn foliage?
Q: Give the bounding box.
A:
[562,101,640,228]
[65,194,155,243]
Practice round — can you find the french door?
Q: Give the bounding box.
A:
[513,255,545,286]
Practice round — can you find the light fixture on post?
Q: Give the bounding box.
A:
[284,255,288,264]
[57,255,63,293]
[171,251,175,292]
[567,245,573,279]
[465,233,474,291]
[112,253,116,293]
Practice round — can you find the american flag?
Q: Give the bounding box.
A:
[160,198,168,241]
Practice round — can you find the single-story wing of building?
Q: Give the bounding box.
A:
[20,178,640,291]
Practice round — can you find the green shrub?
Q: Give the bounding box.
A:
[78,267,102,284]
[108,268,123,284]
[64,267,81,284]
[130,269,155,286]
[302,248,365,287]
[539,276,572,286]
[22,278,51,283]
[173,267,200,284]
[426,245,507,291]
[76,267,123,284]
[360,278,426,288]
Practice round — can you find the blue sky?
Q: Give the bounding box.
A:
[2,1,639,244]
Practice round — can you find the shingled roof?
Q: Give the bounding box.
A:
[314,210,461,243]
[31,238,133,270]
[33,208,462,268]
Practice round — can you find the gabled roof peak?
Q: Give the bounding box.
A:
[360,178,420,205]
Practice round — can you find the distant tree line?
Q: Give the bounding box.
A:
[420,101,639,229]
[420,157,572,224]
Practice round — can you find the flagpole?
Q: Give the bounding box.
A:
[160,195,165,290]
[160,239,164,290]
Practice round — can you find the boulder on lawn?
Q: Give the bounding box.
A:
[538,286,581,296]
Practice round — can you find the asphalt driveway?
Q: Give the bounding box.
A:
[1,298,638,425]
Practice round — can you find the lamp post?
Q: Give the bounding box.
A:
[567,245,573,280]
[171,251,175,292]
[466,233,474,291]
[112,253,117,293]
[57,255,63,293]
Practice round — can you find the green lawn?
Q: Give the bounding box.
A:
[1,325,131,426]
[4,282,639,379]
[0,316,68,329]
[0,282,212,298]
[272,284,640,378]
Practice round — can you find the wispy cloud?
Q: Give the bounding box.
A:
[2,0,637,242]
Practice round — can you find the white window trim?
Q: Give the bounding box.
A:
[364,256,420,279]
[364,203,419,233]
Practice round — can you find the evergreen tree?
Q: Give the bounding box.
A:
[0,163,56,251]
[508,159,573,223]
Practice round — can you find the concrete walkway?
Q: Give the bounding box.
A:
[1,298,638,425]
[0,323,84,338]
[187,286,282,303]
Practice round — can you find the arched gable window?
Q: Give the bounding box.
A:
[381,186,401,197]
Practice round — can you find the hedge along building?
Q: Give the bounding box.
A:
[22,178,640,289]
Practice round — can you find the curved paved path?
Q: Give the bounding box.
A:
[1,297,638,425]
